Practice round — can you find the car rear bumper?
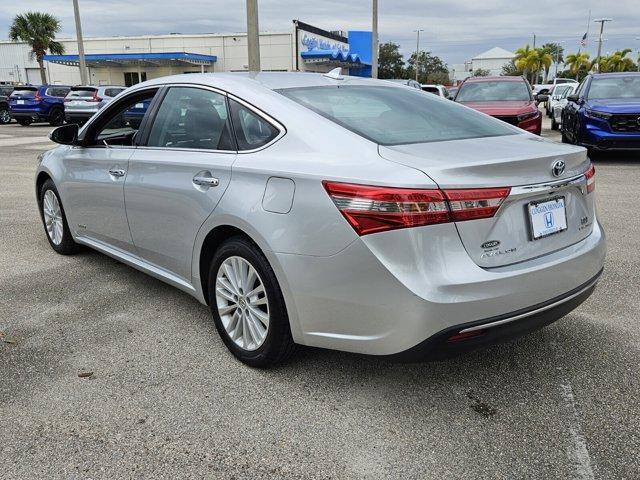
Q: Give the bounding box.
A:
[10,110,47,120]
[65,111,96,122]
[277,220,605,357]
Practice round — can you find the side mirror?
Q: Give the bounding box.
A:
[536,94,549,102]
[49,123,78,145]
[566,94,580,104]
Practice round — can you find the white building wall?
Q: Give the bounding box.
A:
[471,57,513,76]
[0,31,294,86]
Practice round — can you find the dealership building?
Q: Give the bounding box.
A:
[0,20,372,86]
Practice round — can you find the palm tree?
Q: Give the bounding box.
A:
[514,45,535,81]
[541,43,564,81]
[565,52,591,79]
[532,48,553,83]
[9,12,64,85]
[600,49,636,72]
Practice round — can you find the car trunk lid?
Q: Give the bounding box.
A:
[378,133,595,268]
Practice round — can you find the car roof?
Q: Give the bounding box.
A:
[591,72,640,78]
[463,76,524,83]
[137,71,405,93]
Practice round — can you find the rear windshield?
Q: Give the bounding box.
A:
[588,76,640,100]
[11,87,37,98]
[278,85,516,146]
[456,81,532,102]
[67,87,97,97]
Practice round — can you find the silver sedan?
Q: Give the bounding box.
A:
[36,72,605,366]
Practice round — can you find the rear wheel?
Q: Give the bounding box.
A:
[39,179,81,255]
[49,108,64,126]
[17,118,32,126]
[551,117,559,131]
[208,236,296,367]
[0,106,10,124]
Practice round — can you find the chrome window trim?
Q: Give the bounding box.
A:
[227,93,287,154]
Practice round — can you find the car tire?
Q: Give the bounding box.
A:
[0,106,10,124]
[17,118,31,126]
[208,236,296,367]
[48,108,65,126]
[39,179,82,255]
[551,117,559,131]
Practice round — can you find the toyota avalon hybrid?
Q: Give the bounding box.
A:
[36,72,605,366]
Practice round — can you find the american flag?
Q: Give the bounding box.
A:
[580,32,588,47]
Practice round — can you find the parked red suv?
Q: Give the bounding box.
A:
[454,76,542,135]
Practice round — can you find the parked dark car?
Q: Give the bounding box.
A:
[562,72,640,151]
[0,85,13,124]
[454,76,542,135]
[9,85,71,126]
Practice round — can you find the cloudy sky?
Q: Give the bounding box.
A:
[1,1,638,65]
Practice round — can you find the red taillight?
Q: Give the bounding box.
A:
[323,181,510,236]
[445,187,511,221]
[447,330,486,342]
[88,93,102,103]
[322,181,450,235]
[585,164,595,194]
[34,93,42,102]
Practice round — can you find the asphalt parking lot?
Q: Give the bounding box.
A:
[1,118,639,479]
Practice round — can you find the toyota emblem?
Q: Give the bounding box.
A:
[552,160,565,177]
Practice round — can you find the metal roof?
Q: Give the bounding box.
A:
[43,51,217,67]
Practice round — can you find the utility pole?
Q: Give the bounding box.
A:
[72,0,88,85]
[371,0,378,78]
[246,0,260,71]
[533,33,536,48]
[594,18,612,72]
[414,29,424,82]
[636,37,640,72]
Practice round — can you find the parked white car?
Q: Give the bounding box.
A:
[532,78,578,97]
[552,84,578,130]
[421,84,450,98]
[64,85,126,125]
[546,83,578,118]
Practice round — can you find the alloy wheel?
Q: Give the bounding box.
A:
[215,256,270,351]
[42,190,64,245]
[0,108,10,124]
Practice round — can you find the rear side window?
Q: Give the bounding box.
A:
[146,87,234,151]
[279,85,515,146]
[229,98,279,150]
[46,87,70,98]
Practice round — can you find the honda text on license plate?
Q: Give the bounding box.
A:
[528,197,568,240]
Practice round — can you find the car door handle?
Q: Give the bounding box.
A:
[109,168,126,178]
[193,175,219,187]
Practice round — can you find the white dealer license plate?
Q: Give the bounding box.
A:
[528,197,568,240]
[17,100,24,105]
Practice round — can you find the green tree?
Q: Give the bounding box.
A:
[501,59,524,76]
[514,45,552,83]
[541,42,564,81]
[565,52,592,79]
[9,12,64,85]
[598,49,636,72]
[377,42,405,79]
[472,68,490,77]
[405,51,449,84]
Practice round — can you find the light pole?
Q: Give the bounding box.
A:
[72,0,88,85]
[246,0,260,71]
[636,37,640,72]
[371,0,378,78]
[414,29,424,82]
[594,18,612,72]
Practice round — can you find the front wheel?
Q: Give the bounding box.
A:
[208,236,296,367]
[0,106,10,124]
[39,179,81,255]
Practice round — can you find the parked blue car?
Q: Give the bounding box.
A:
[561,72,640,151]
[9,85,71,126]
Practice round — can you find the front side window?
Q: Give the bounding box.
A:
[456,81,532,102]
[587,76,640,100]
[146,87,234,151]
[229,98,279,150]
[279,85,515,146]
[90,89,158,146]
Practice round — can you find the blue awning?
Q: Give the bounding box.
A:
[301,49,369,68]
[43,51,217,67]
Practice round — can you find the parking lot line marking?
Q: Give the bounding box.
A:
[559,382,595,480]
